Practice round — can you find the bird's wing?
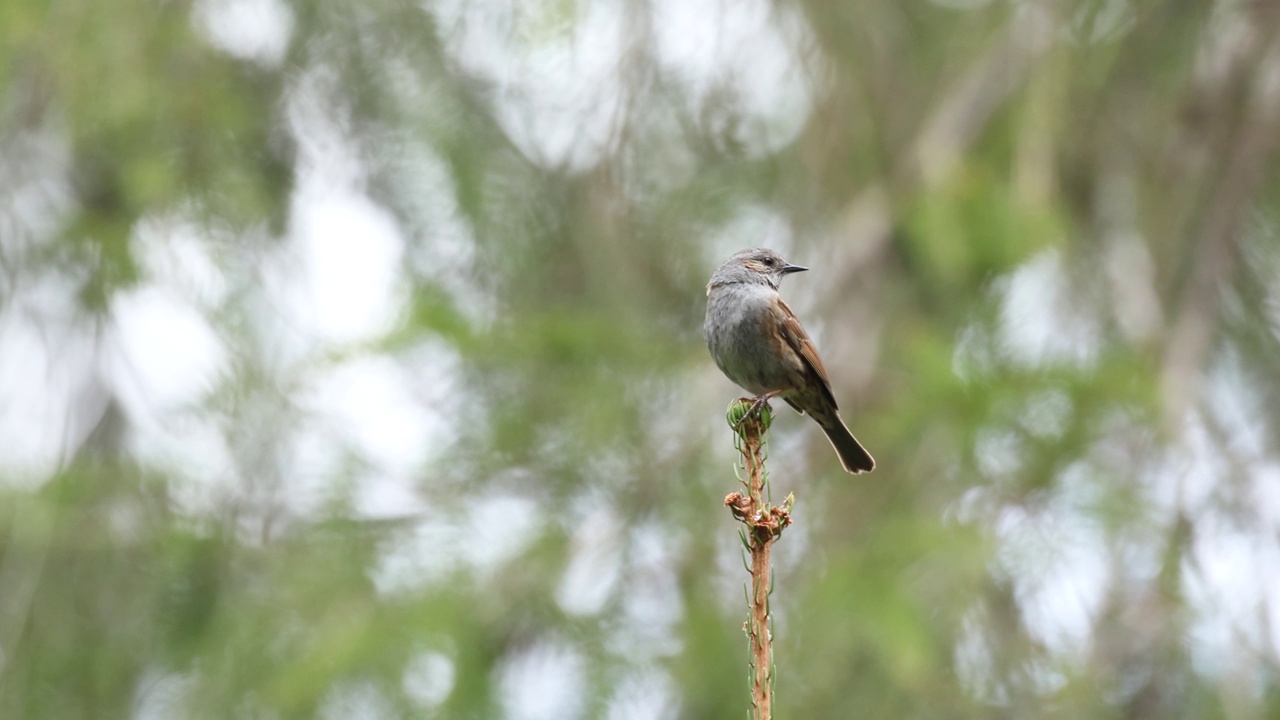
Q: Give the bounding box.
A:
[775,297,838,411]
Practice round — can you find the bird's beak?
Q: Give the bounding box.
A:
[782,263,808,274]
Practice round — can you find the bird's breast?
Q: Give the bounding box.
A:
[704,284,790,396]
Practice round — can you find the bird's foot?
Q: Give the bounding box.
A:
[733,391,780,430]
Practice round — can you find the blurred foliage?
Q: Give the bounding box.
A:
[2,0,1280,718]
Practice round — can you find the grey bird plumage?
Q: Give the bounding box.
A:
[705,248,875,474]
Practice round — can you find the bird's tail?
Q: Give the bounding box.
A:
[815,411,875,474]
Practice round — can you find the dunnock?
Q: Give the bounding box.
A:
[705,248,874,474]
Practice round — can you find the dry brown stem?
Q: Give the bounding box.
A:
[724,400,793,720]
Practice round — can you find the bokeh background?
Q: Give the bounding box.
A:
[3,0,1280,717]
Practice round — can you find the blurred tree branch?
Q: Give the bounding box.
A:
[1162,28,1280,423]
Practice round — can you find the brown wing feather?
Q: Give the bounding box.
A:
[774,298,838,411]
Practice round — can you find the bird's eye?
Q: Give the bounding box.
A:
[763,257,775,266]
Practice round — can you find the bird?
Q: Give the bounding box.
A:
[704,248,874,474]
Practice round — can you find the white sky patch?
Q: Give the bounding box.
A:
[192,0,295,67]
[1204,346,1270,461]
[131,414,237,516]
[305,357,428,473]
[463,493,542,571]
[954,606,1001,703]
[649,0,816,155]
[1118,404,1280,676]
[1168,412,1227,520]
[617,98,700,203]
[713,517,753,615]
[1184,521,1280,676]
[428,0,817,167]
[281,418,349,517]
[607,523,686,660]
[0,122,75,254]
[1104,231,1161,341]
[430,0,629,171]
[403,650,457,711]
[132,667,195,720]
[1175,353,1280,674]
[319,680,397,720]
[497,638,586,720]
[557,495,623,616]
[705,204,793,271]
[287,189,408,345]
[283,65,410,347]
[0,298,98,483]
[103,215,242,509]
[1014,534,1107,661]
[1020,388,1073,440]
[371,493,542,596]
[253,245,323,367]
[604,667,681,720]
[1250,462,1280,532]
[109,285,227,415]
[974,427,1023,480]
[105,284,240,512]
[992,497,1108,662]
[392,141,493,326]
[295,352,453,517]
[951,321,996,380]
[288,65,368,192]
[131,214,230,311]
[998,249,1101,368]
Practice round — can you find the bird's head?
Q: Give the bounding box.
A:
[708,248,808,293]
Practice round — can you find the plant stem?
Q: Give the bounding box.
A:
[724,399,792,720]
[743,414,772,720]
